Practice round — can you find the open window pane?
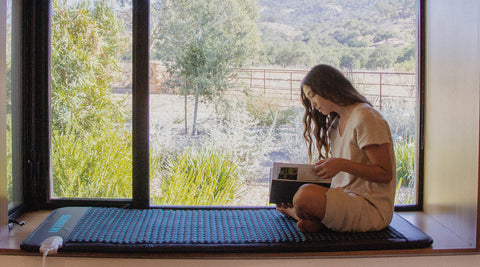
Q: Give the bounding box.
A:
[146,0,418,206]
[6,0,12,208]
[7,0,22,209]
[50,1,133,199]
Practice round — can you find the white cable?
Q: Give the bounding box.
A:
[39,236,63,267]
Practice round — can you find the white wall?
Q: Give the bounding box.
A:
[423,0,480,247]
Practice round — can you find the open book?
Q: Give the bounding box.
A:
[269,162,331,204]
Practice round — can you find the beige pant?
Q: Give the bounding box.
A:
[321,187,389,232]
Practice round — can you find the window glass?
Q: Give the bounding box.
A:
[6,0,13,208]
[146,0,417,206]
[7,0,22,209]
[50,0,133,199]
[47,0,418,206]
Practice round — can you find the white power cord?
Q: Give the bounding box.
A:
[39,236,63,267]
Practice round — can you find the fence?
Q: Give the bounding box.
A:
[227,68,417,110]
[114,64,417,110]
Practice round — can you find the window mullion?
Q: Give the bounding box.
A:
[22,0,51,210]
[132,0,150,209]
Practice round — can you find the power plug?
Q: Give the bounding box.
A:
[39,236,63,256]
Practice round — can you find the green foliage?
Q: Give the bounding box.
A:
[373,30,395,42]
[51,0,128,133]
[395,136,415,188]
[396,45,416,64]
[151,0,262,132]
[394,134,416,206]
[210,97,277,161]
[366,45,398,70]
[151,147,241,205]
[376,0,415,19]
[52,123,132,198]
[244,95,296,127]
[266,42,316,67]
[50,0,133,198]
[257,0,416,70]
[6,116,12,204]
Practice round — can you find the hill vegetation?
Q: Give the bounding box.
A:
[257,0,416,71]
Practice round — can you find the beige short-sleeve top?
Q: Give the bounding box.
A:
[328,103,397,224]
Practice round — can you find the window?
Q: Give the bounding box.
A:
[50,1,133,200]
[147,0,419,207]
[7,0,22,212]
[6,0,13,209]
[20,0,422,210]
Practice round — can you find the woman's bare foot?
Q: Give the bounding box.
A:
[297,219,325,233]
[276,203,299,220]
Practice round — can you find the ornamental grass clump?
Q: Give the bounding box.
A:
[394,135,416,204]
[52,124,133,198]
[151,146,241,206]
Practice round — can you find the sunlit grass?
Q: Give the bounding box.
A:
[52,123,133,199]
[394,135,416,205]
[151,146,241,206]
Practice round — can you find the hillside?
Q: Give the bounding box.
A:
[257,0,417,70]
[259,0,415,25]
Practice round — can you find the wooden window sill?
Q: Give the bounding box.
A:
[0,210,476,258]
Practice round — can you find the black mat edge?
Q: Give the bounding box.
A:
[390,213,434,248]
[20,207,90,252]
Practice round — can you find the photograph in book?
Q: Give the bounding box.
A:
[269,162,330,204]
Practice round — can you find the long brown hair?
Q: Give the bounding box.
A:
[301,64,371,163]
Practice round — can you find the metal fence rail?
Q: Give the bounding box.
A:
[227,68,416,109]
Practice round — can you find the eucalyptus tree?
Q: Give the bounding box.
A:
[51,0,129,134]
[50,0,133,198]
[151,0,262,134]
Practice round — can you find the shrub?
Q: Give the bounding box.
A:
[6,116,12,204]
[52,123,133,198]
[151,146,241,205]
[208,97,276,179]
[244,95,296,127]
[394,136,416,205]
[395,136,415,187]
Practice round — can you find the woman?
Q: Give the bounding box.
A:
[277,64,396,233]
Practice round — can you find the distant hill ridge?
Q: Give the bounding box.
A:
[258,0,415,26]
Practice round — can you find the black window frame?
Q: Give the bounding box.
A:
[20,0,149,210]
[16,0,425,212]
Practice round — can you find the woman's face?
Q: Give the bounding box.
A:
[302,85,336,115]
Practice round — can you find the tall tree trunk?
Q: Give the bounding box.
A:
[184,77,188,134]
[192,84,200,135]
[184,91,188,134]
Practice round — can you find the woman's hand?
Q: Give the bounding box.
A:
[313,158,345,180]
[313,143,394,184]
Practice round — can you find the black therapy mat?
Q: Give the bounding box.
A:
[21,207,433,253]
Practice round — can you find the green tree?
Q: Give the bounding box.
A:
[373,30,395,43]
[397,44,416,63]
[51,0,128,134]
[151,0,262,134]
[50,0,133,198]
[366,45,397,70]
[340,54,355,71]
